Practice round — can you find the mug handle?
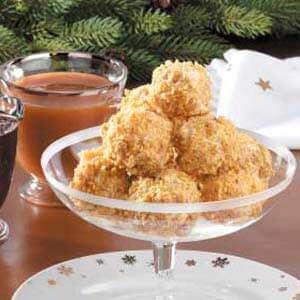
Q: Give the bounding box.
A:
[0,78,24,120]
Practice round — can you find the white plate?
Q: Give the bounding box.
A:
[13,250,300,300]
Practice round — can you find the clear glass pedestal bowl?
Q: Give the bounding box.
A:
[41,126,296,300]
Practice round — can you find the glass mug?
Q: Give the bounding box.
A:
[0,95,23,244]
[0,52,127,207]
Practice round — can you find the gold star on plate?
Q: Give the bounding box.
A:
[185,259,196,266]
[57,265,74,276]
[293,294,300,300]
[47,279,57,286]
[255,78,272,91]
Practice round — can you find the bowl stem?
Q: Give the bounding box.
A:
[153,242,176,279]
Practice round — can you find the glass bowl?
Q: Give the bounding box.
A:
[41,126,296,298]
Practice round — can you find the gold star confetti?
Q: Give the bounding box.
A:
[255,78,272,91]
[185,259,197,266]
[47,279,57,286]
[57,265,74,276]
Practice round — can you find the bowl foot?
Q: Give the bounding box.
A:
[19,177,64,208]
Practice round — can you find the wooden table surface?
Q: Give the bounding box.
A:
[1,37,300,299]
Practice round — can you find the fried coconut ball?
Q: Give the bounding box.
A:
[176,115,231,176]
[176,115,273,178]
[233,132,273,179]
[72,169,202,237]
[199,168,269,202]
[70,147,129,198]
[129,169,202,203]
[124,169,201,236]
[151,60,211,118]
[100,107,175,176]
[199,168,268,223]
[127,169,202,236]
[121,85,156,111]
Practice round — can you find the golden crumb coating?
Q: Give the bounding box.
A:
[121,85,154,111]
[176,115,273,178]
[199,168,269,201]
[232,132,273,179]
[202,203,263,224]
[199,167,266,222]
[100,108,175,176]
[70,147,129,198]
[129,169,202,203]
[69,59,274,238]
[176,115,228,176]
[151,60,211,118]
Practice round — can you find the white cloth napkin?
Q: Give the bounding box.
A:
[208,49,300,149]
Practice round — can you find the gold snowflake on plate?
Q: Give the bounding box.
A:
[212,257,230,268]
[185,259,196,266]
[122,254,137,265]
[57,265,74,276]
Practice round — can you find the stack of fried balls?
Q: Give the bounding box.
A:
[70,60,273,236]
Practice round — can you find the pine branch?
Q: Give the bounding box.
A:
[63,16,123,51]
[234,0,300,36]
[153,34,231,63]
[0,0,74,40]
[41,0,75,17]
[216,5,272,38]
[123,48,161,82]
[128,9,173,34]
[105,45,161,82]
[20,0,74,19]
[66,0,148,22]
[0,25,29,62]
[172,4,212,31]
[27,19,64,40]
[31,38,75,52]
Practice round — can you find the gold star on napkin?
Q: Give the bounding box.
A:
[255,78,272,91]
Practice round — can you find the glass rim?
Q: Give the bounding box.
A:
[1,51,128,96]
[0,109,21,136]
[0,95,24,121]
[41,126,297,214]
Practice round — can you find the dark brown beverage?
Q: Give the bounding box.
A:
[0,115,18,206]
